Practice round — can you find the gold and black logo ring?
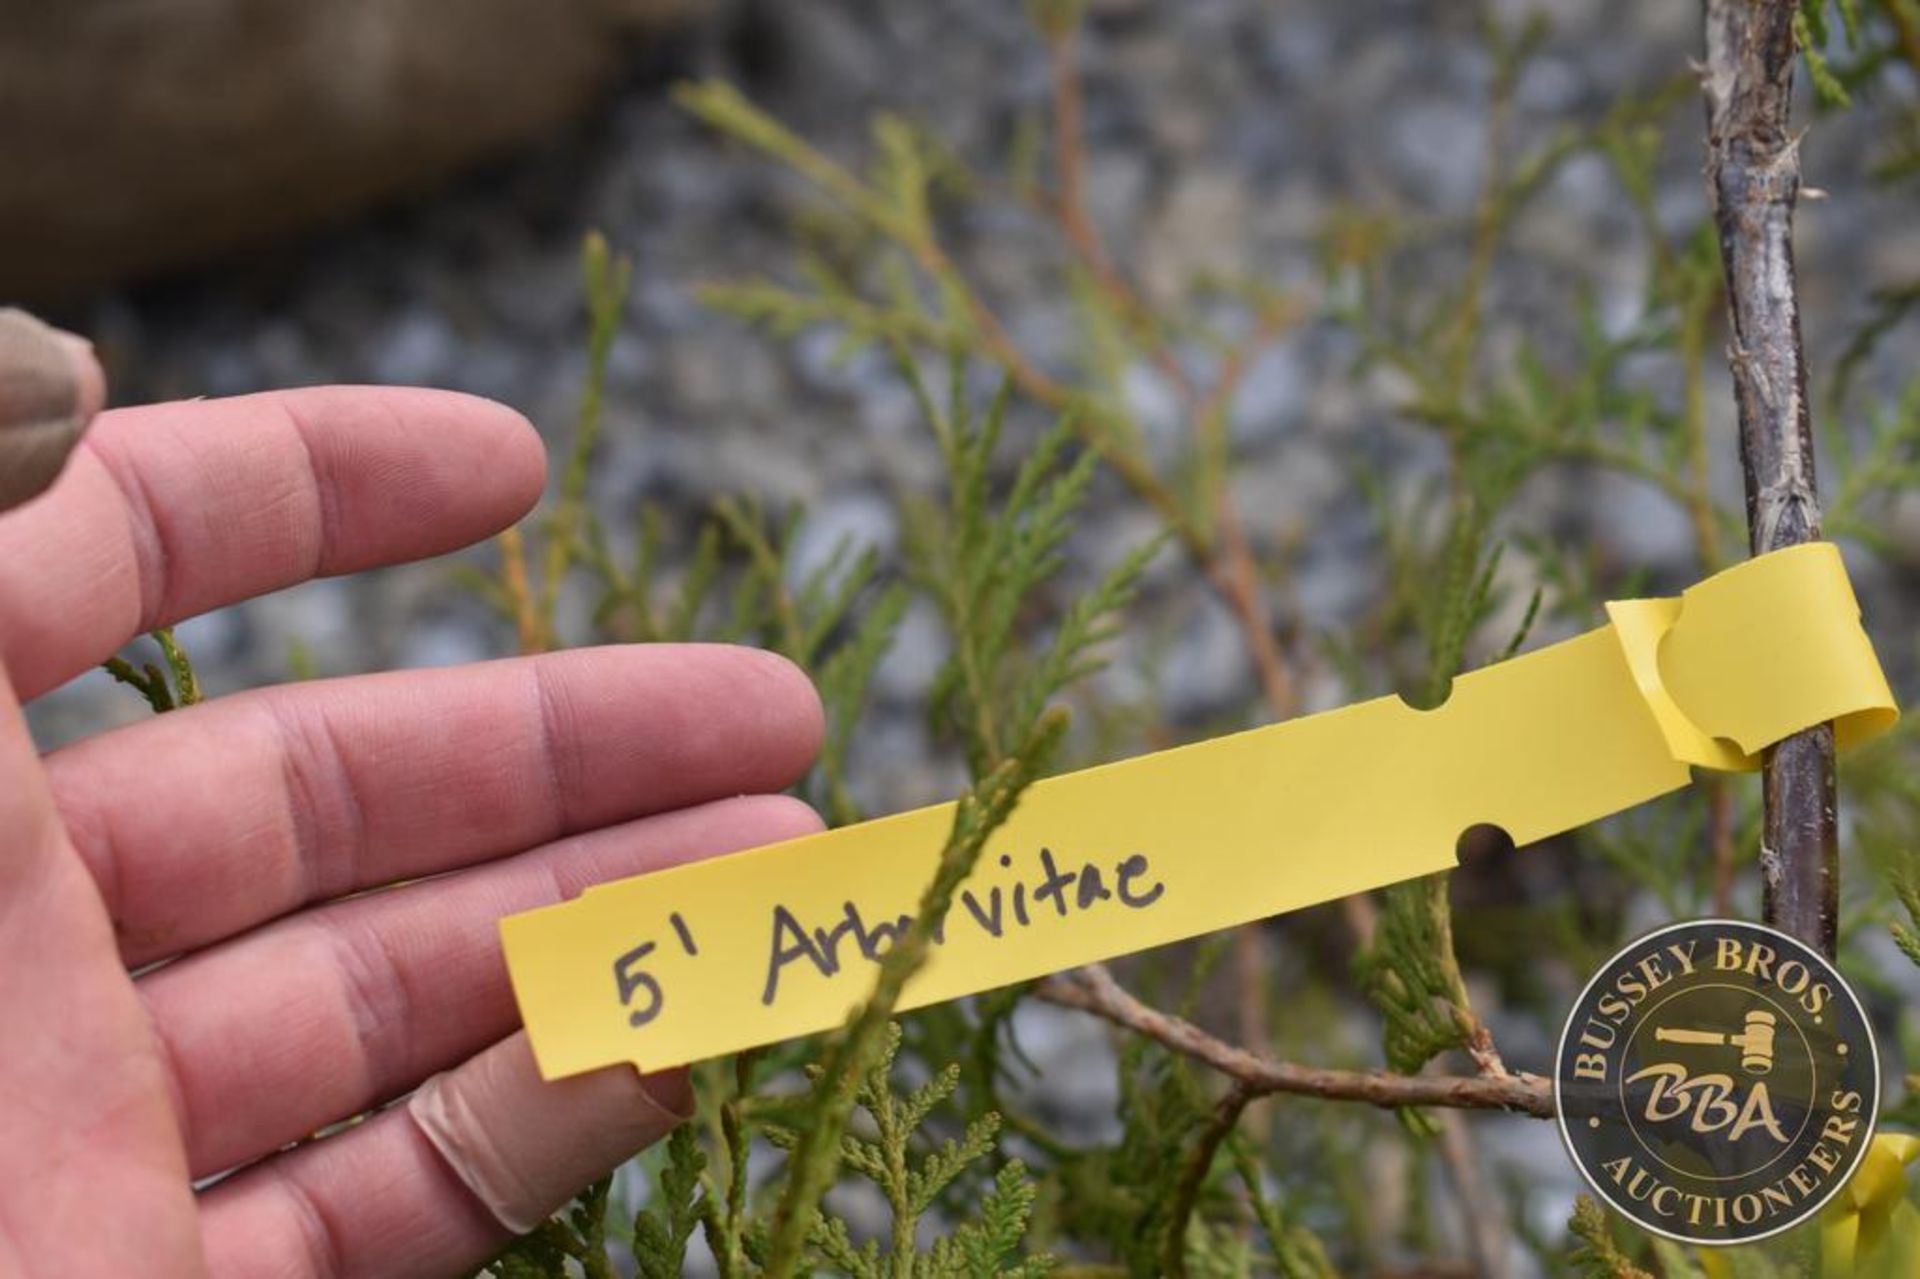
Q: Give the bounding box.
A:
[1554,918,1879,1245]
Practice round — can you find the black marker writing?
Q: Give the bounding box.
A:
[1116,854,1164,908]
[961,885,1004,937]
[669,911,698,955]
[758,849,1169,1008]
[1032,848,1077,917]
[761,901,915,1005]
[614,941,663,1027]
[762,905,815,1006]
[1076,863,1113,908]
[614,913,699,1027]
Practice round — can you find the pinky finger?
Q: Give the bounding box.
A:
[197,1034,688,1279]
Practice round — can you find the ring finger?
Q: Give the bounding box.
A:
[140,793,820,1178]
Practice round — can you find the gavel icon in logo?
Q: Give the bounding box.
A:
[1654,1009,1778,1075]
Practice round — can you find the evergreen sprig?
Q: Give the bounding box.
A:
[762,709,1068,1276]
[1565,1197,1652,1279]
[901,361,1159,776]
[1890,851,1920,969]
[470,2,1920,1272]
[103,627,202,713]
[1231,1139,1336,1279]
[634,1128,708,1279]
[764,1026,1052,1278]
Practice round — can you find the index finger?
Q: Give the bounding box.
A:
[0,386,546,701]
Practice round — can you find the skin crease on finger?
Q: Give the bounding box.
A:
[46,644,826,966]
[145,793,823,1180]
[0,387,550,701]
[197,1038,694,1276]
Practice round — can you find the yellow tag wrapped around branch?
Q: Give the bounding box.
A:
[1820,1133,1920,1277]
[501,543,1897,1080]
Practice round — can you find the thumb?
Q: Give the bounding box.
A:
[0,308,105,514]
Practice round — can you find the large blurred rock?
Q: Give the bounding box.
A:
[0,0,693,301]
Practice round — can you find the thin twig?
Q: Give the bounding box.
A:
[154,628,201,707]
[1439,35,1521,389]
[1678,284,1742,916]
[1039,25,1299,723]
[1046,20,1196,401]
[1434,1111,1514,1279]
[1164,1082,1258,1278]
[1886,0,1920,75]
[497,525,544,655]
[1703,0,1837,954]
[1035,966,1553,1118]
[1202,334,1304,721]
[1041,26,1314,1065]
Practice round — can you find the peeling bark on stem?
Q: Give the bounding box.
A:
[1703,0,1837,956]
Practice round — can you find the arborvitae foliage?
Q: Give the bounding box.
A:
[420,3,1920,1273]
[87,10,1920,1265]
[1892,856,1920,970]
[756,709,1069,1277]
[482,237,1153,1275]
[765,1026,1052,1279]
[903,366,1161,780]
[634,1129,708,1279]
[102,627,201,713]
[1564,1197,1652,1279]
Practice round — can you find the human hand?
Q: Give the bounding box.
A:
[0,380,824,1277]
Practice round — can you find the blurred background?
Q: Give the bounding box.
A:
[13,0,1920,1273]
[19,0,1913,752]
[15,0,1918,745]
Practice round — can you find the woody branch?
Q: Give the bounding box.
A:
[1702,0,1837,954]
[1036,964,1554,1118]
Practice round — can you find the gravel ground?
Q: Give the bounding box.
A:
[25,1,1920,1270]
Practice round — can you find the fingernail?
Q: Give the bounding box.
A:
[0,309,106,514]
[50,329,106,421]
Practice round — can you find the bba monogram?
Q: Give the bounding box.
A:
[1554,919,1878,1245]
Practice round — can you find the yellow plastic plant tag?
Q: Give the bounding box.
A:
[500,543,1897,1080]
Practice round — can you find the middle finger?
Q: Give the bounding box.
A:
[49,643,822,965]
[139,792,820,1178]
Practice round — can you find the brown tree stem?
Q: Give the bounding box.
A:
[1040,28,1300,726]
[1035,965,1553,1117]
[1888,0,1920,75]
[1047,24,1195,402]
[1038,25,1321,1073]
[1703,0,1837,954]
[1434,1111,1514,1279]
[1163,1082,1257,1278]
